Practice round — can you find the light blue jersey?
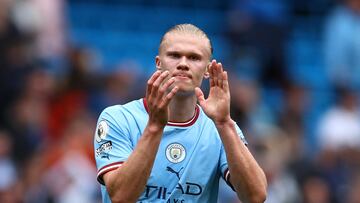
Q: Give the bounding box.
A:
[94,98,247,203]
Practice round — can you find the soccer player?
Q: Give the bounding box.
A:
[94,24,267,203]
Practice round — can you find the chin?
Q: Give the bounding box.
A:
[173,85,196,96]
[174,89,196,97]
[176,83,194,91]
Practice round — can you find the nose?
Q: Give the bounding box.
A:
[177,56,189,71]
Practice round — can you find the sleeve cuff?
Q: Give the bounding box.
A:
[223,168,235,191]
[97,161,124,185]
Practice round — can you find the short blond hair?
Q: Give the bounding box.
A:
[159,24,213,57]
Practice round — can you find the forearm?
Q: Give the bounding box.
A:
[105,123,164,203]
[216,120,267,203]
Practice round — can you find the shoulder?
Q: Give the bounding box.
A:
[95,99,147,142]
[100,98,146,119]
[96,99,147,134]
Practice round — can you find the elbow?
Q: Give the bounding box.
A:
[249,190,267,203]
[110,195,125,203]
[237,187,267,203]
[249,170,267,203]
[110,196,135,203]
[238,183,267,203]
[110,199,123,203]
[245,186,267,203]
[109,191,137,203]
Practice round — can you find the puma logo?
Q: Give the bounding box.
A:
[166,166,184,180]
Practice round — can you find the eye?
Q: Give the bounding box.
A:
[189,55,201,61]
[168,52,180,58]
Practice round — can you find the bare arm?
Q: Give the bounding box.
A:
[103,70,178,203]
[215,120,267,203]
[195,60,267,203]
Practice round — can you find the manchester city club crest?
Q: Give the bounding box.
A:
[166,143,186,163]
[95,120,109,143]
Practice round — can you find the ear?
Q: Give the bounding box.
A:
[204,62,210,79]
[155,56,161,70]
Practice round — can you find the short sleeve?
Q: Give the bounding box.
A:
[94,106,134,185]
[219,122,247,190]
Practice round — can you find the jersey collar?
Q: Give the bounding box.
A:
[142,98,200,127]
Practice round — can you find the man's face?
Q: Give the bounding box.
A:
[156,32,211,93]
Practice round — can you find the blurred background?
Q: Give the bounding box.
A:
[0,0,360,202]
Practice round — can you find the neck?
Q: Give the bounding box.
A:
[169,92,197,122]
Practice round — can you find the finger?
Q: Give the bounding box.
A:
[217,63,224,89]
[195,87,205,107]
[162,86,179,107]
[218,62,224,73]
[151,71,169,98]
[209,64,214,87]
[158,77,175,98]
[209,60,216,87]
[213,61,220,87]
[222,71,229,92]
[146,70,161,97]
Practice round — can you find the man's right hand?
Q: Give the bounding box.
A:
[146,70,178,129]
[103,71,179,203]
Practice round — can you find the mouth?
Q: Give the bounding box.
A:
[173,73,192,79]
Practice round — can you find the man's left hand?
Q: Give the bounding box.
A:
[195,59,231,125]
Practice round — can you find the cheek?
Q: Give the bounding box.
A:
[161,59,178,70]
[193,64,207,79]
[193,73,205,85]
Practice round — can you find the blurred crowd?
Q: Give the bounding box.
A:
[0,0,360,203]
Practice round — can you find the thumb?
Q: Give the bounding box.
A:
[195,87,205,106]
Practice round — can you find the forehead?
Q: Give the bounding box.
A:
[160,33,211,57]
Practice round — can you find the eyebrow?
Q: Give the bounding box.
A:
[166,51,203,58]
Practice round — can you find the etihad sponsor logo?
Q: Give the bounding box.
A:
[139,182,203,202]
